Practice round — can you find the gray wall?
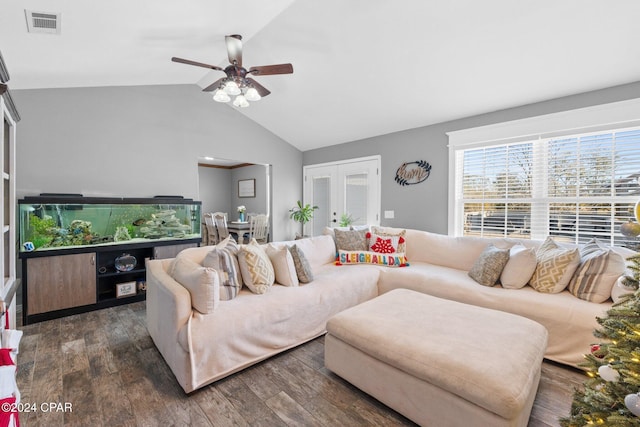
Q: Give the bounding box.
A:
[13,84,302,241]
[303,81,640,234]
[230,164,269,219]
[197,165,232,216]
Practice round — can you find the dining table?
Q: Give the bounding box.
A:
[227,221,251,243]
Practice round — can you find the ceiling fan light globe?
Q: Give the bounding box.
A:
[245,88,261,101]
[224,81,241,96]
[233,95,250,108]
[213,89,230,103]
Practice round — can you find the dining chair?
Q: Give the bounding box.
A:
[249,214,269,244]
[212,212,230,241]
[203,213,218,245]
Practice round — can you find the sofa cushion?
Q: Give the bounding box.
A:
[468,244,510,286]
[269,235,336,271]
[500,244,537,289]
[169,257,219,314]
[530,237,581,293]
[404,230,499,270]
[336,250,409,267]
[371,226,406,253]
[334,228,368,251]
[202,237,243,300]
[568,239,626,303]
[238,239,275,294]
[289,244,314,283]
[265,245,299,287]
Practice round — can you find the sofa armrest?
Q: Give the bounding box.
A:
[146,259,193,372]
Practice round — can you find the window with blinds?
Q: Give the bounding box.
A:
[454,127,640,246]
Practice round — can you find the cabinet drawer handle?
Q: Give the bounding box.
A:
[91,255,95,265]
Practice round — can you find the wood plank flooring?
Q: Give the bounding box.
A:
[15,302,585,426]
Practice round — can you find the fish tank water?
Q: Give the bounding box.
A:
[18,195,201,252]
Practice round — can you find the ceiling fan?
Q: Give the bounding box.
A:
[172,34,293,107]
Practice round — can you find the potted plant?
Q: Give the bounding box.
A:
[237,205,246,222]
[289,200,318,238]
[339,213,355,227]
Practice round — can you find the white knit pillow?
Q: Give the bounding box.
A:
[170,257,219,314]
[265,246,299,287]
[500,244,537,289]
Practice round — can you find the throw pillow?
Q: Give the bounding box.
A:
[334,228,368,251]
[371,226,407,254]
[265,246,299,287]
[468,244,510,287]
[288,244,314,283]
[529,237,581,293]
[336,250,409,267]
[170,257,219,314]
[237,239,275,294]
[500,244,537,289]
[202,236,243,300]
[568,239,626,303]
[367,232,403,254]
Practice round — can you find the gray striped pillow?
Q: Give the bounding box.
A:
[568,239,625,303]
[203,237,243,300]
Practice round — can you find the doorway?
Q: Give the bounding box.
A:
[303,156,381,236]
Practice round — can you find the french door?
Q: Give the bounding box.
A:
[303,156,380,236]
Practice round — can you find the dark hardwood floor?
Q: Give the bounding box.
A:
[14,302,585,426]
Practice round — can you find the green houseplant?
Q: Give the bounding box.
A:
[339,213,355,227]
[289,201,318,237]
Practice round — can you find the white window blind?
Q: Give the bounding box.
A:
[452,127,640,246]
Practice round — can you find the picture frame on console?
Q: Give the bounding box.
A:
[116,281,137,298]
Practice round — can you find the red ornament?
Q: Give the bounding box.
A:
[591,344,605,359]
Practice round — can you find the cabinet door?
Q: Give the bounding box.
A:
[153,243,197,260]
[27,253,96,315]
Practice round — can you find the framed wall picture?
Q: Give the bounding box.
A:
[238,179,256,198]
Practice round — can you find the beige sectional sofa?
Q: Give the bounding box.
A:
[146,228,635,393]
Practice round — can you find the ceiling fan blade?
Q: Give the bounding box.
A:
[171,57,223,71]
[225,34,243,67]
[246,78,271,97]
[248,63,293,76]
[202,77,226,92]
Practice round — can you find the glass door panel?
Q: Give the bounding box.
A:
[312,176,331,236]
[304,157,380,235]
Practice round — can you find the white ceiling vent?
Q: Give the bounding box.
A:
[25,10,61,35]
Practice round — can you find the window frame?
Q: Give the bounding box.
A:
[447,98,640,240]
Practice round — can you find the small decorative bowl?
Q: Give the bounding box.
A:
[115,253,137,272]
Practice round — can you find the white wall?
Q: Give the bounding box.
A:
[303,81,640,234]
[13,84,302,241]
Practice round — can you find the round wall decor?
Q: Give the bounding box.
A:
[395,160,432,186]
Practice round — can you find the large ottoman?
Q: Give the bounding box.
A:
[325,289,548,427]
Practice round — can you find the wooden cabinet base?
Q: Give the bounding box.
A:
[21,239,198,325]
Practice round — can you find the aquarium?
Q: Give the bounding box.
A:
[18,196,201,252]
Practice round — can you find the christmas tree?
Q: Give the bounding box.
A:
[561,253,640,426]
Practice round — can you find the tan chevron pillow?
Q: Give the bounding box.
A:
[529,237,581,293]
[238,239,275,294]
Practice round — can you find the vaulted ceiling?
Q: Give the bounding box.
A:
[2,1,640,151]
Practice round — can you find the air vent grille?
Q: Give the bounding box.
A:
[25,10,61,34]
